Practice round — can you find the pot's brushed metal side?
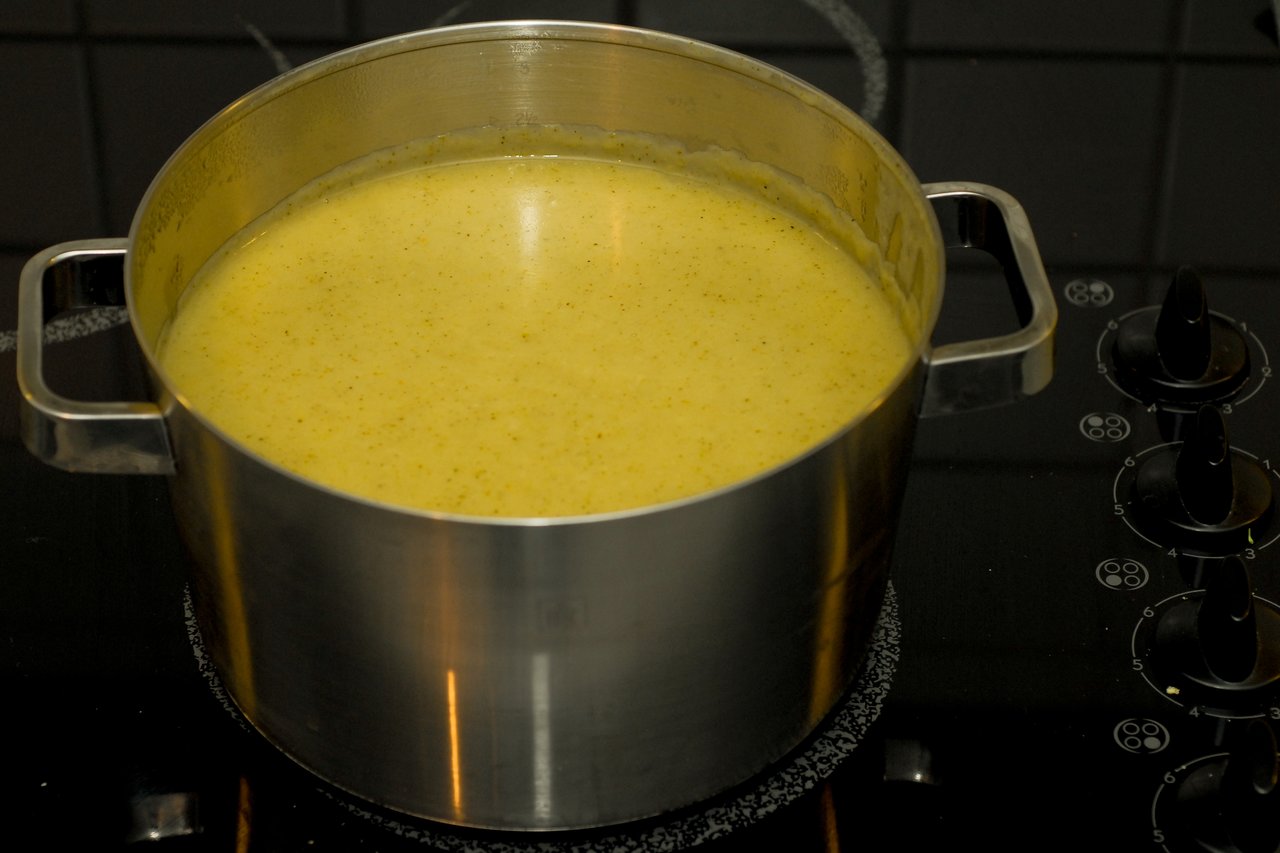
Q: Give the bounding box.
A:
[165,366,919,828]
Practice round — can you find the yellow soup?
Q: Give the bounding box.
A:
[157,130,913,516]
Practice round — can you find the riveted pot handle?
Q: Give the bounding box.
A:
[16,239,175,475]
[919,182,1057,417]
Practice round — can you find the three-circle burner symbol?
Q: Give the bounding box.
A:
[1096,558,1149,591]
[1113,718,1170,754]
[1080,412,1131,443]
[1064,278,1115,308]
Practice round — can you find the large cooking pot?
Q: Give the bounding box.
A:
[16,21,1055,830]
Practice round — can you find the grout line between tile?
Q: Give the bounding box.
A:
[72,0,108,237]
[1146,0,1192,273]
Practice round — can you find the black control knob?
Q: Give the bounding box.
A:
[1201,560,1265,684]
[1153,557,1280,698]
[1172,720,1280,853]
[1129,406,1273,554]
[1112,267,1251,407]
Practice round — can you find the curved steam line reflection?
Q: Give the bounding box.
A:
[801,0,888,124]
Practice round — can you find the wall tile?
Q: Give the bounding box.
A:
[0,0,77,34]
[84,0,348,40]
[754,50,886,129]
[90,42,312,233]
[899,57,1166,269]
[1159,64,1280,270]
[0,43,101,246]
[0,253,28,329]
[358,0,621,38]
[1182,0,1280,56]
[635,0,894,49]
[907,0,1176,54]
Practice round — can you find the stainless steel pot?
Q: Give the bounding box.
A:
[16,21,1055,830]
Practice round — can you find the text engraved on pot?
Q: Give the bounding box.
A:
[664,94,698,113]
[818,163,850,200]
[537,598,587,633]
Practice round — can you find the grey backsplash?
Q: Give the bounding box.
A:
[1,0,1277,332]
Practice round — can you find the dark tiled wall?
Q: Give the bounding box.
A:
[2,0,1278,328]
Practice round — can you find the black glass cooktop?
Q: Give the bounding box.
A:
[3,2,1279,850]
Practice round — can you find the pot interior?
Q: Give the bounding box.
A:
[127,21,943,379]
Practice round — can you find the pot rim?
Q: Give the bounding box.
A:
[126,19,945,526]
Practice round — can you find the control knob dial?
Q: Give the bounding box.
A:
[1166,719,1280,853]
[1112,267,1251,407]
[1128,407,1273,554]
[1151,556,1280,703]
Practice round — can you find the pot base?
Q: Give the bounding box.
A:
[183,583,901,848]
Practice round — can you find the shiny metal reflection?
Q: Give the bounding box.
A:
[883,738,941,787]
[447,668,462,818]
[126,792,201,843]
[532,652,553,820]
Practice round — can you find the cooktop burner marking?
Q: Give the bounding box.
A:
[0,305,129,354]
[1094,557,1149,591]
[183,589,252,732]
[1112,718,1170,755]
[1064,278,1115,308]
[1080,412,1131,443]
[186,583,899,851]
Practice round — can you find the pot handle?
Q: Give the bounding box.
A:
[16,239,176,475]
[919,182,1057,417]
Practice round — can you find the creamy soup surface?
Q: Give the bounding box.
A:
[157,129,913,516]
